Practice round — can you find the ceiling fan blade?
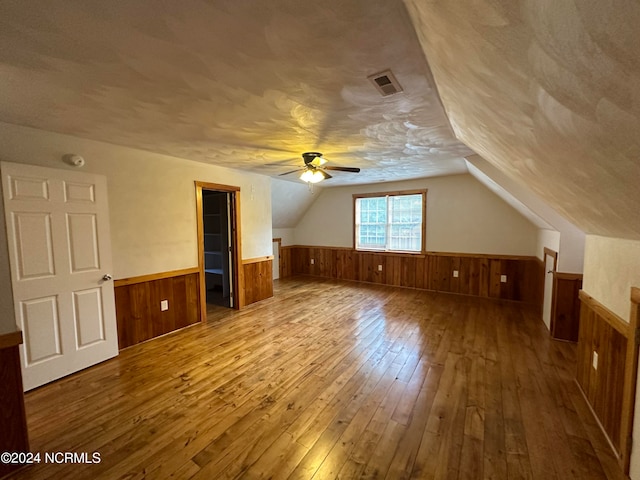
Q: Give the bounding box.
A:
[324,166,361,173]
[319,169,332,179]
[263,164,302,167]
[278,169,303,176]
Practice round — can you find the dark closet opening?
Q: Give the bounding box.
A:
[202,190,233,308]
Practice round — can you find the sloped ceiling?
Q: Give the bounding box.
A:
[0,0,472,186]
[404,0,640,240]
[271,178,320,228]
[2,1,637,240]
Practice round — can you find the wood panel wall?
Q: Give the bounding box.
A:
[242,257,273,306]
[551,273,583,342]
[281,246,543,305]
[576,290,639,471]
[114,270,201,349]
[0,332,29,479]
[280,246,293,279]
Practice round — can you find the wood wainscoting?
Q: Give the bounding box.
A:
[280,246,543,305]
[576,290,640,473]
[114,268,201,349]
[0,331,29,479]
[551,272,583,342]
[242,256,274,306]
[280,245,293,278]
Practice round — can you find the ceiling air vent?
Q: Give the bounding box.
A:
[368,69,403,96]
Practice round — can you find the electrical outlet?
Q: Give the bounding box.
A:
[160,300,169,311]
[310,258,315,265]
[592,351,598,370]
[378,264,383,271]
[453,270,459,278]
[500,274,507,283]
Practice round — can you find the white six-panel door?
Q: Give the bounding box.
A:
[1,161,118,391]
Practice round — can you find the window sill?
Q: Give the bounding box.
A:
[355,248,426,257]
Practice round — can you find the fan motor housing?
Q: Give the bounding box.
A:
[302,152,322,164]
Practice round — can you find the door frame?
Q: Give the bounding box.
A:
[272,237,282,280]
[543,247,558,331]
[195,182,242,320]
[621,286,640,473]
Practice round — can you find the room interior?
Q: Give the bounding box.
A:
[0,1,639,479]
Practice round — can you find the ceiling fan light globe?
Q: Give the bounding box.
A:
[300,169,324,183]
[300,170,314,183]
[310,170,325,183]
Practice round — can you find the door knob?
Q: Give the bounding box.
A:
[102,274,113,281]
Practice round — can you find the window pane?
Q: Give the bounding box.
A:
[388,194,422,252]
[389,224,421,251]
[356,193,423,252]
[356,197,386,249]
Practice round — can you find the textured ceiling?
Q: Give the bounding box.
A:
[404,0,640,240]
[0,0,472,186]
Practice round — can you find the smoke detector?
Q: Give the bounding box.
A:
[368,69,403,96]
[63,154,85,167]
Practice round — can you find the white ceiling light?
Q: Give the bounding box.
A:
[300,169,325,183]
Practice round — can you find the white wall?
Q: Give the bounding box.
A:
[294,175,539,256]
[272,228,295,246]
[582,235,640,321]
[0,122,272,282]
[536,229,561,260]
[557,226,587,273]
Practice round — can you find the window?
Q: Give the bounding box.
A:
[354,190,426,253]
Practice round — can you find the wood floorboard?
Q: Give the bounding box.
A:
[9,276,627,480]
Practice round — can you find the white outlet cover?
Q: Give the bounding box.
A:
[310,258,315,264]
[378,265,383,271]
[160,300,169,311]
[500,274,507,283]
[453,270,459,277]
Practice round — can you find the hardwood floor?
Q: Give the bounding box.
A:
[10,277,626,480]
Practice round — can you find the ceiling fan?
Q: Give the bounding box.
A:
[276,152,360,184]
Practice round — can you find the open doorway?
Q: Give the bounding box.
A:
[272,238,281,281]
[543,247,558,331]
[195,182,241,318]
[203,190,232,307]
